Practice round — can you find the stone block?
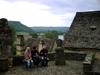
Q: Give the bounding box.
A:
[0,58,8,72]
[55,47,66,65]
[83,53,95,73]
[13,55,24,66]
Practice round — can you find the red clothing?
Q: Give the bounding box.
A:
[24,50,32,60]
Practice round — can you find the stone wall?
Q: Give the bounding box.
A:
[64,51,86,61]
[55,47,66,65]
[48,52,55,61]
[13,55,24,66]
[12,51,86,66]
[0,58,8,71]
[83,53,95,75]
[48,51,86,61]
[0,18,14,71]
[0,18,13,57]
[64,11,100,49]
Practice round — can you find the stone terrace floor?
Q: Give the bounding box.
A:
[0,60,83,75]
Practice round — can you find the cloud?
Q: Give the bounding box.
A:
[0,0,74,27]
[3,0,100,13]
[0,0,100,27]
[32,0,100,14]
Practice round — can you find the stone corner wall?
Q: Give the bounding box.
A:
[83,52,95,74]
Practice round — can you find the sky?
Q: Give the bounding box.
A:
[0,0,100,27]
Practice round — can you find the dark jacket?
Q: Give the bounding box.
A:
[31,49,39,58]
[40,48,48,57]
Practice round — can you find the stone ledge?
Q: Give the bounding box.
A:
[64,51,86,61]
[83,53,95,73]
[48,51,86,61]
[12,51,87,66]
[13,55,24,66]
[0,58,8,72]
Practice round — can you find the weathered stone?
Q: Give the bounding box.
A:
[0,18,14,71]
[48,51,86,61]
[13,55,24,66]
[64,11,100,49]
[64,51,86,61]
[16,35,25,56]
[55,47,66,65]
[83,53,95,73]
[0,18,13,57]
[56,39,63,47]
[0,58,8,71]
[48,52,55,61]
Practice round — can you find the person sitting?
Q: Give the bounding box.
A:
[31,46,39,66]
[39,46,48,66]
[24,47,33,69]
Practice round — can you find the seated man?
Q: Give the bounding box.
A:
[31,46,39,66]
[39,46,48,66]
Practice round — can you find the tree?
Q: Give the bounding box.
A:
[30,32,38,38]
[44,31,59,39]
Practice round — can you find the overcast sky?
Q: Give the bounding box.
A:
[0,0,100,27]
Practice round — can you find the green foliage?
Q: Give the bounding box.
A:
[44,31,59,39]
[31,27,69,33]
[9,26,16,55]
[8,21,33,32]
[11,44,16,55]
[30,32,38,38]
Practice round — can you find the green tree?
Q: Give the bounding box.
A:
[44,31,59,39]
[10,26,16,55]
[30,32,38,38]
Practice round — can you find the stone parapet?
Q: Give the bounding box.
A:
[83,53,95,74]
[55,47,66,65]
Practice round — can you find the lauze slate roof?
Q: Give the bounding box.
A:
[64,11,100,49]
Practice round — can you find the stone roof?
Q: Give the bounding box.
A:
[64,11,100,49]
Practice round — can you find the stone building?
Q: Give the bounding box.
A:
[15,32,32,42]
[64,11,100,50]
[15,32,32,56]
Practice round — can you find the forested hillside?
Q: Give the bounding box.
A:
[8,21,69,33]
[8,21,33,32]
[31,27,69,32]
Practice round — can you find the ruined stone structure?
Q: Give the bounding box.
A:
[64,11,100,50]
[0,18,14,71]
[55,39,66,65]
[26,38,39,50]
[38,38,55,52]
[0,18,13,57]
[56,39,63,47]
[15,32,32,56]
[16,35,24,56]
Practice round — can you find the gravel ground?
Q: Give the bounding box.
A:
[1,61,83,75]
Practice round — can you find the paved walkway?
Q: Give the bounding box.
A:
[1,61,83,75]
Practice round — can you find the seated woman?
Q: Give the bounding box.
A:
[24,47,33,68]
[39,46,49,66]
[31,46,39,66]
